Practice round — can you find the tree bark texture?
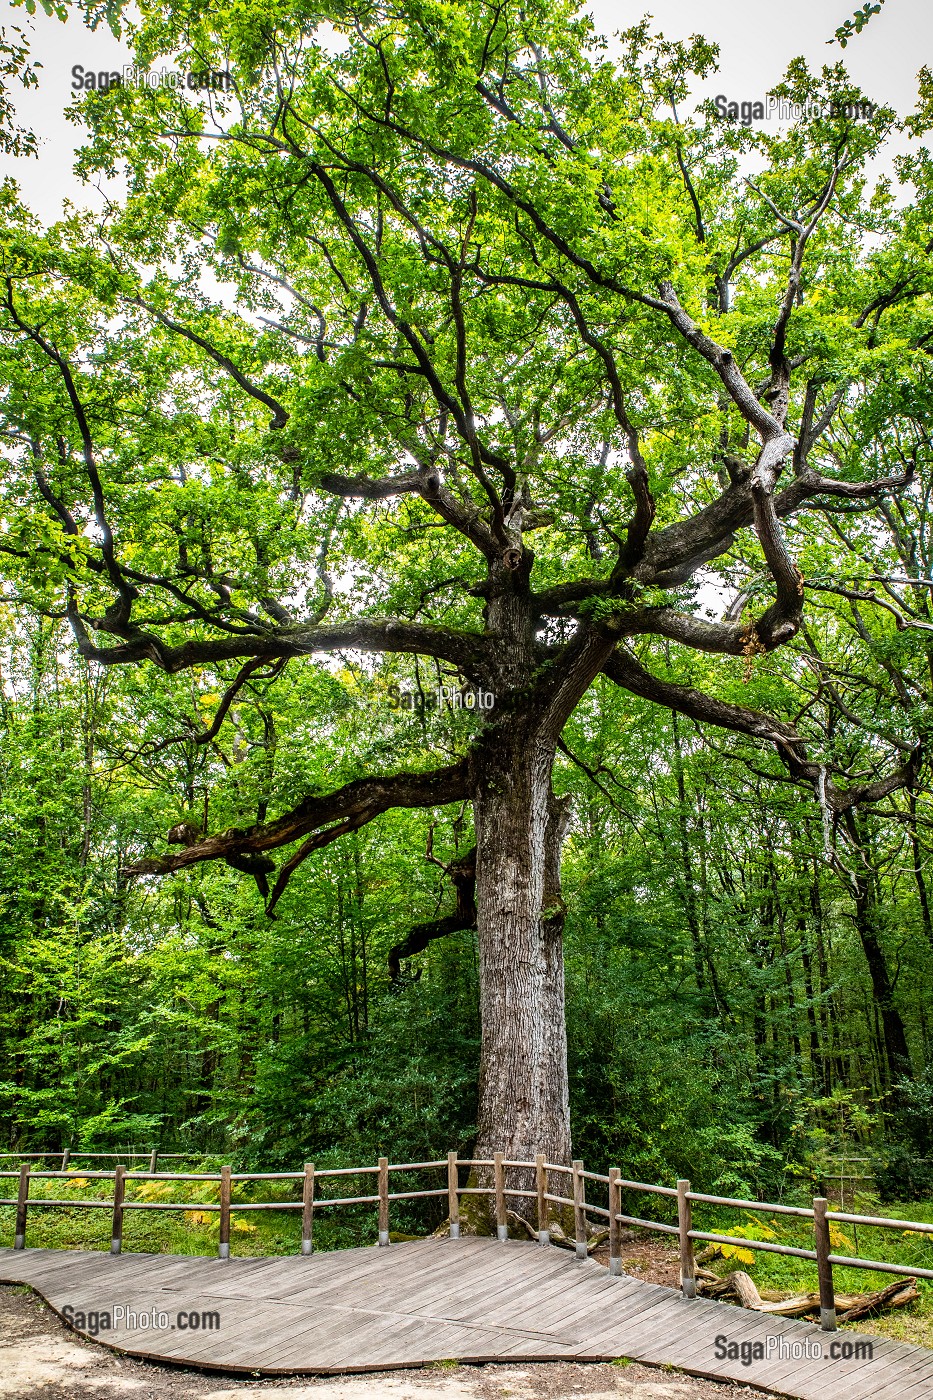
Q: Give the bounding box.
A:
[473,733,572,1172]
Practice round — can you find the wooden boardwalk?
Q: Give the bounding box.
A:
[2,1236,931,1397]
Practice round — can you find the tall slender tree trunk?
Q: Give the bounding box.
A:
[907,789,933,952]
[852,876,912,1086]
[844,813,912,1087]
[797,916,825,1092]
[670,712,707,998]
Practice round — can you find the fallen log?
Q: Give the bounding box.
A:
[837,1278,919,1322]
[756,1293,830,1317]
[697,1270,920,1320]
[698,1271,762,1305]
[721,1271,763,1308]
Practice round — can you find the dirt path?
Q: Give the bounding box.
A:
[0,1284,776,1400]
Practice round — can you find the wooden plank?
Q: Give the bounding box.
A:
[753,1323,910,1395]
[255,1303,460,1369]
[871,1360,933,1400]
[650,1312,818,1387]
[571,1277,683,1334]
[264,1240,444,1300]
[416,1250,579,1326]
[344,1258,523,1323]
[533,1275,645,1329]
[536,1274,642,1334]
[443,1271,584,1332]
[461,1267,619,1332]
[582,1288,791,1368]
[592,1296,732,1358]
[282,1241,480,1309]
[795,1336,933,1400]
[274,1309,450,1371]
[669,1313,906,1399]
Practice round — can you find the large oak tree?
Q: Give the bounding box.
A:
[1,0,931,1164]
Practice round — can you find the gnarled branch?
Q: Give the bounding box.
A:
[126,761,472,883]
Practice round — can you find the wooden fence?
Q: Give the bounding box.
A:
[2,1151,932,1332]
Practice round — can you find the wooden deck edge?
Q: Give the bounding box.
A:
[0,1267,796,1397]
[1,1245,923,1400]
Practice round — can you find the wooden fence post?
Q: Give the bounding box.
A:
[61,1149,70,1172]
[677,1179,696,1299]
[110,1164,125,1255]
[572,1159,586,1259]
[608,1167,621,1276]
[378,1156,390,1246]
[813,1197,837,1331]
[13,1163,29,1250]
[149,1149,158,1175]
[218,1164,231,1259]
[494,1151,507,1241]
[447,1151,460,1239]
[535,1153,549,1245]
[301,1163,315,1256]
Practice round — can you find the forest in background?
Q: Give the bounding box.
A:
[2,577,932,1200]
[0,0,931,1213]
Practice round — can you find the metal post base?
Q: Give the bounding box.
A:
[449,1222,460,1238]
[301,1241,313,1256]
[379,1230,390,1247]
[575,1241,587,1260]
[218,1243,230,1260]
[496,1224,508,1242]
[681,1278,697,1299]
[538,1229,550,1246]
[608,1256,622,1276]
[110,1240,121,1255]
[13,1235,24,1251]
[820,1307,837,1332]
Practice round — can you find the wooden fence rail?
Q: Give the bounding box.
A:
[2,1152,932,1331]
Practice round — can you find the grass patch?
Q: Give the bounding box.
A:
[0,1162,442,1258]
[694,1196,933,1347]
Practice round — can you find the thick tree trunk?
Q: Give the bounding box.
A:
[472,733,572,1169]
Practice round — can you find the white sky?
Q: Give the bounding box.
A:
[1,0,931,223]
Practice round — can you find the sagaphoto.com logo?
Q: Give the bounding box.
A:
[61,1302,221,1336]
[712,94,876,127]
[71,64,233,93]
[714,1332,874,1367]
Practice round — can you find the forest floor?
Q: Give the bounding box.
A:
[0,1283,775,1400]
[589,1240,680,1289]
